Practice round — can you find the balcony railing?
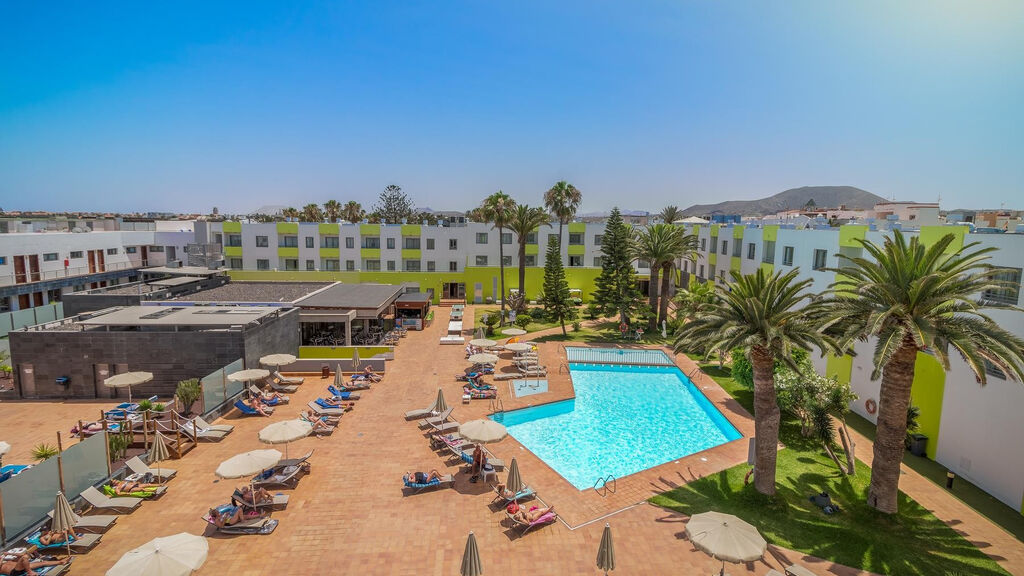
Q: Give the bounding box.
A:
[0,260,149,287]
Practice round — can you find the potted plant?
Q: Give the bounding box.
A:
[175,378,201,416]
[32,443,58,462]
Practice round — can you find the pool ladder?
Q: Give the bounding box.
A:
[593,474,617,497]
[488,398,505,416]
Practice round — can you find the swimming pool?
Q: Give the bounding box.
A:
[495,363,741,490]
[565,346,674,366]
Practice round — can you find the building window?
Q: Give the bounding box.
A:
[0,256,5,265]
[526,232,537,244]
[638,259,650,269]
[449,261,458,272]
[502,255,512,266]
[322,236,339,248]
[710,237,717,253]
[699,264,705,278]
[230,258,243,269]
[69,251,83,259]
[501,232,512,245]
[256,236,268,247]
[346,260,356,271]
[746,243,755,260]
[284,259,299,270]
[427,261,436,271]
[405,260,421,272]
[257,259,270,270]
[721,240,728,255]
[984,359,1007,380]
[568,233,584,245]
[126,246,137,254]
[593,256,603,267]
[107,248,118,255]
[782,246,794,266]
[387,260,396,271]
[700,238,707,251]
[568,255,583,267]
[149,246,164,252]
[305,237,314,248]
[323,259,340,271]
[709,264,716,279]
[594,234,603,246]
[762,241,776,264]
[525,255,537,267]
[813,249,828,270]
[983,267,1021,305]
[386,238,396,250]
[365,260,381,271]
[362,237,380,249]
[449,239,458,250]
[279,235,298,248]
[306,259,315,271]
[345,237,355,249]
[404,238,421,250]
[475,255,488,266]
[226,234,242,247]
[476,233,488,244]
[426,238,435,250]
[732,241,742,258]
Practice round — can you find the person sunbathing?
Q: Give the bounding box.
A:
[233,485,273,506]
[405,469,443,484]
[514,505,555,523]
[322,397,356,409]
[465,387,496,399]
[259,386,289,403]
[245,398,272,416]
[352,366,382,382]
[110,479,160,495]
[495,483,522,500]
[301,410,337,430]
[71,421,105,436]
[1,553,68,576]
[38,528,80,546]
[208,505,262,527]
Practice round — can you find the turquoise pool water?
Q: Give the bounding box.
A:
[565,346,674,366]
[495,363,741,490]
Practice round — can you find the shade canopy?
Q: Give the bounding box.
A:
[685,511,766,564]
[596,523,616,574]
[468,353,499,365]
[0,441,10,457]
[227,369,271,383]
[105,533,208,576]
[433,389,449,414]
[459,419,507,444]
[148,432,170,464]
[460,531,483,576]
[351,348,361,370]
[52,491,80,557]
[504,343,533,353]
[215,449,282,479]
[505,457,524,495]
[259,420,313,445]
[259,354,297,368]
[334,364,345,387]
[104,372,152,403]
[469,338,497,348]
[501,328,527,336]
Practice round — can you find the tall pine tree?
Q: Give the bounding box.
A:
[540,235,577,336]
[592,207,643,325]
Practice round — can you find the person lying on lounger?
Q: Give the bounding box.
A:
[110,479,161,495]
[233,485,273,506]
[300,410,337,430]
[321,397,356,410]
[0,552,68,576]
[513,505,555,523]
[405,469,444,484]
[258,386,289,403]
[208,505,263,527]
[244,398,273,416]
[351,367,381,382]
[495,483,522,500]
[465,387,496,399]
[38,528,80,546]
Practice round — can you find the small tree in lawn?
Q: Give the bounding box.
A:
[592,207,643,325]
[540,236,577,336]
[514,314,532,332]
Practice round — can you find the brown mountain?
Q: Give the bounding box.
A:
[682,186,885,217]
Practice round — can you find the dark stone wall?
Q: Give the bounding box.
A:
[62,295,143,317]
[242,308,301,369]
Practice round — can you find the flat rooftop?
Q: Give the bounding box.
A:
[74,305,284,328]
[142,266,225,277]
[170,281,332,303]
[295,283,406,309]
[86,282,167,295]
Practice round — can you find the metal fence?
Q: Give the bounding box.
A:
[0,302,63,337]
[565,346,674,366]
[199,358,245,416]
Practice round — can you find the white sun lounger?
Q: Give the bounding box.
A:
[274,371,304,385]
[80,486,142,514]
[126,456,177,481]
[48,509,117,533]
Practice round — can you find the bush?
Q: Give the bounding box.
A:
[175,378,201,416]
[137,399,153,412]
[572,320,582,332]
[529,307,547,320]
[585,302,601,320]
[481,313,500,336]
[731,348,753,388]
[514,315,532,331]
[108,432,130,462]
[32,443,59,462]
[154,402,166,412]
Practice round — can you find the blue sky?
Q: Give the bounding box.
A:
[1,1,1022,214]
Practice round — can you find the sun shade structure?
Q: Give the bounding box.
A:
[504,342,533,353]
[501,328,527,336]
[469,338,497,348]
[685,511,766,574]
[467,353,499,365]
[105,532,208,576]
[148,432,170,484]
[259,354,297,368]
[51,491,80,558]
[351,347,360,371]
[460,531,483,576]
[459,419,507,444]
[0,441,10,457]
[103,371,153,403]
[227,369,271,383]
[505,457,524,495]
[596,523,615,575]
[215,449,282,479]
[433,389,449,414]
[258,420,312,458]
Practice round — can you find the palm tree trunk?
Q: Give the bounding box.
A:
[750,347,780,496]
[498,226,506,326]
[557,221,564,248]
[868,343,918,513]
[838,425,856,475]
[518,241,527,299]
[658,262,673,328]
[648,265,660,331]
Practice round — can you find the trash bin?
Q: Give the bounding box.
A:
[321,364,330,379]
[909,434,928,457]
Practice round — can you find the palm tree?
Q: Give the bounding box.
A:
[481,191,517,324]
[543,181,582,246]
[301,203,324,222]
[342,201,364,223]
[632,224,694,330]
[659,205,684,224]
[674,268,831,496]
[282,207,300,221]
[506,205,551,300]
[658,231,698,327]
[820,231,1024,514]
[674,280,716,323]
[323,200,342,223]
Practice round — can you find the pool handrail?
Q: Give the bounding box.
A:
[593,474,617,497]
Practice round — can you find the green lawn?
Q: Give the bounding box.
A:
[472,308,565,334]
[650,363,1009,576]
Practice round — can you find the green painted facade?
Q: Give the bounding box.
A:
[568,222,587,234]
[359,224,380,236]
[758,263,774,275]
[401,249,422,259]
[910,352,946,460]
[400,224,421,236]
[277,247,299,258]
[567,244,586,256]
[298,345,393,359]
[838,224,868,247]
[732,225,745,239]
[710,225,720,237]
[318,223,339,235]
[919,225,966,254]
[222,221,242,233]
[762,225,778,242]
[730,256,741,275]
[319,248,340,259]
[224,246,243,258]
[360,248,381,259]
[825,353,853,384]
[524,244,539,256]
[276,222,298,234]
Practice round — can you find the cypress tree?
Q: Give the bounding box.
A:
[540,235,577,336]
[592,207,643,325]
